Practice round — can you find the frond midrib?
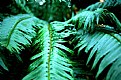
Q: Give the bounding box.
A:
[47,24,53,80]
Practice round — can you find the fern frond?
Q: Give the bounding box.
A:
[86,0,121,11]
[85,0,121,22]
[0,14,41,53]
[69,5,121,79]
[106,56,121,80]
[23,21,74,80]
[69,8,121,33]
[73,29,121,78]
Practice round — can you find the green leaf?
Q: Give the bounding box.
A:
[23,22,74,80]
[96,33,121,78]
[106,57,121,80]
[69,8,121,33]
[73,29,121,78]
[0,14,41,53]
[86,0,121,11]
[70,7,121,79]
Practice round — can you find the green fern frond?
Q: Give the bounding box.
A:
[69,5,121,79]
[68,8,121,33]
[0,14,41,54]
[23,21,74,80]
[106,56,121,80]
[73,29,121,78]
[86,0,121,11]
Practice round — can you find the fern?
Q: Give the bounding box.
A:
[0,14,42,53]
[106,56,121,80]
[69,8,121,79]
[15,0,71,21]
[15,0,32,14]
[23,21,74,80]
[0,14,43,69]
[69,8,121,33]
[86,0,121,11]
[1,0,121,80]
[85,0,121,21]
[73,30,121,77]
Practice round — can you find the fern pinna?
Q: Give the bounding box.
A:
[23,21,74,80]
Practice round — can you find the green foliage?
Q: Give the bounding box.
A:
[0,0,121,80]
[0,14,38,53]
[15,0,32,14]
[86,0,121,11]
[69,8,121,79]
[85,0,121,22]
[69,8,121,33]
[106,57,121,80]
[15,0,71,21]
[72,30,121,78]
[23,21,74,80]
[0,14,43,70]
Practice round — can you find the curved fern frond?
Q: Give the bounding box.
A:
[0,14,41,53]
[86,0,121,11]
[73,29,121,78]
[106,56,121,80]
[68,4,121,79]
[68,8,121,33]
[23,21,74,80]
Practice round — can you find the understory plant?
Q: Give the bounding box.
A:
[0,0,121,80]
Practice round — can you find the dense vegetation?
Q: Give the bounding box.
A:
[0,0,121,80]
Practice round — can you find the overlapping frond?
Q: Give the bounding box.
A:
[86,0,121,11]
[0,14,42,53]
[68,8,121,33]
[106,56,121,80]
[69,7,121,79]
[23,21,74,80]
[73,30,121,78]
